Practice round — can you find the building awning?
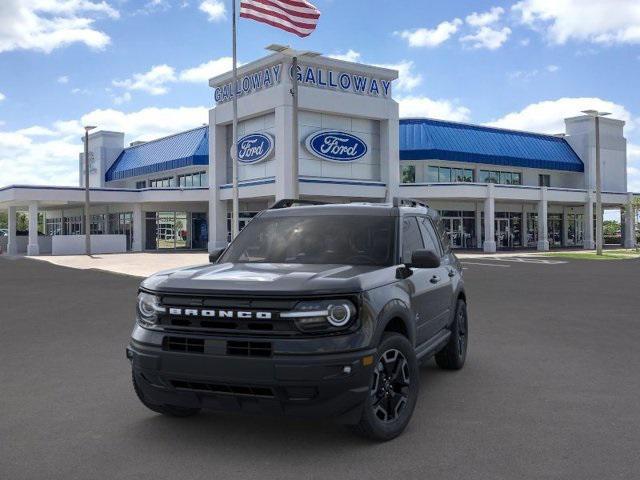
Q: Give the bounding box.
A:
[399,118,584,172]
[105,126,209,182]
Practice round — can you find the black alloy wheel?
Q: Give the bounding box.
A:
[371,349,410,423]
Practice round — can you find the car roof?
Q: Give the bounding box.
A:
[261,202,432,218]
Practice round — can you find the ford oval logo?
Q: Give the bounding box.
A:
[234,133,274,164]
[305,131,368,162]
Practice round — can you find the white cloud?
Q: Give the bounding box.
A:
[398,96,471,122]
[508,64,560,81]
[113,64,177,95]
[179,57,234,82]
[0,92,5,102]
[113,91,132,105]
[461,26,511,50]
[520,38,531,46]
[396,19,463,48]
[0,0,119,54]
[486,97,635,134]
[373,60,422,93]
[466,6,504,27]
[328,50,362,63]
[513,0,640,45]
[57,75,69,84]
[199,0,226,22]
[546,64,560,72]
[0,106,209,187]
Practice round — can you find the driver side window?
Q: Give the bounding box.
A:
[401,217,424,264]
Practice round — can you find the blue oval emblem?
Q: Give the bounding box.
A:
[235,133,274,164]
[305,131,368,162]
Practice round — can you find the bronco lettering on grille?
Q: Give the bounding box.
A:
[167,308,273,320]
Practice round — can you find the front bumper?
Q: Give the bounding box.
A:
[128,331,376,424]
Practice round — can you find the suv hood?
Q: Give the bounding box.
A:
[141,262,397,296]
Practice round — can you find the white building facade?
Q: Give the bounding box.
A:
[0,53,637,255]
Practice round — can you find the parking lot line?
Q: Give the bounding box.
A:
[462,261,510,267]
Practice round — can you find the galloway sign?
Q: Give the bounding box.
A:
[214,64,282,104]
[292,64,392,99]
[234,133,275,164]
[305,131,368,163]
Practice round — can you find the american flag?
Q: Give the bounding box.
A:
[240,0,321,38]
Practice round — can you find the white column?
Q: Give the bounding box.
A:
[7,206,18,255]
[483,185,496,253]
[27,203,40,256]
[624,193,637,248]
[475,202,482,249]
[537,187,549,251]
[274,104,295,200]
[208,116,231,250]
[381,111,400,202]
[132,204,143,252]
[584,196,595,249]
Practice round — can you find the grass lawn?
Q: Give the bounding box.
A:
[544,249,640,260]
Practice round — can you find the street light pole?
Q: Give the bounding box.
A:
[582,110,610,256]
[83,125,96,256]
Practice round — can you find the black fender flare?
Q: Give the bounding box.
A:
[372,298,416,347]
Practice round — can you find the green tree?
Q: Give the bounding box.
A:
[603,220,620,237]
[0,211,6,230]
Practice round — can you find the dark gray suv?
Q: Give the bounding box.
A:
[127,198,468,440]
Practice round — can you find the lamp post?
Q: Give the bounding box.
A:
[266,44,321,200]
[581,110,610,256]
[83,125,96,255]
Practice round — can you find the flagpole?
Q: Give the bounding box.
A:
[291,55,299,200]
[231,0,240,240]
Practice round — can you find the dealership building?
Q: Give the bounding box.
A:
[0,52,637,256]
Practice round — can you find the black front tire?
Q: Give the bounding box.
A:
[435,299,468,370]
[351,333,419,441]
[132,371,201,417]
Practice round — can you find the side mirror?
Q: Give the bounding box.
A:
[208,248,225,263]
[408,249,441,269]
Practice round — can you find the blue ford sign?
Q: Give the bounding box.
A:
[235,133,274,164]
[305,131,368,163]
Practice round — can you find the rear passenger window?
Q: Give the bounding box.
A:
[418,217,443,257]
[401,217,424,264]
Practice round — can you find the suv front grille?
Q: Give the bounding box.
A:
[162,336,204,353]
[226,341,272,357]
[158,295,298,336]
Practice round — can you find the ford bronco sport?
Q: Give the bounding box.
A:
[127,198,468,440]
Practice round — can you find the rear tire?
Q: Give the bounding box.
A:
[435,299,468,370]
[351,333,419,441]
[132,371,201,417]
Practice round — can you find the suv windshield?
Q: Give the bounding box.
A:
[219,215,396,266]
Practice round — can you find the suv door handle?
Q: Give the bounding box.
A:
[430,275,441,284]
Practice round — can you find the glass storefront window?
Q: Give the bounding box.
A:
[480,170,521,185]
[548,214,563,247]
[401,165,415,184]
[427,166,439,183]
[439,210,476,249]
[145,211,207,250]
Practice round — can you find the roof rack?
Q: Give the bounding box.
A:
[392,197,430,209]
[269,199,329,210]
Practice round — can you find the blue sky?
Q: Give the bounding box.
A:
[1,0,639,195]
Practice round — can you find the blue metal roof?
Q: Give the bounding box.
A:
[105,126,209,181]
[399,118,584,172]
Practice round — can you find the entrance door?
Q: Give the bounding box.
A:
[495,218,513,249]
[444,218,464,248]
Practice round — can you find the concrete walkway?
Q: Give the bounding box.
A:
[27,252,209,278]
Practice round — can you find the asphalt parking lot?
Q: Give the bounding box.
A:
[1,256,640,480]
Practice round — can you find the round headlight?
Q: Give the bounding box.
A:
[137,292,163,326]
[327,303,352,327]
